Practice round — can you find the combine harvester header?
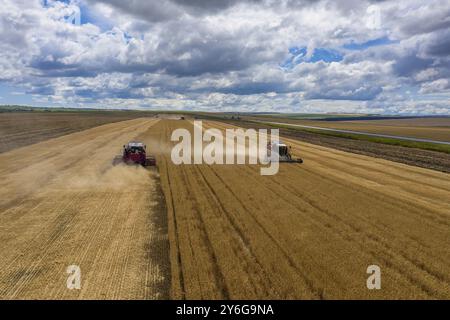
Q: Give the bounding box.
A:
[267,141,303,163]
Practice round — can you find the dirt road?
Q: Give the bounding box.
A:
[149,120,450,299]
[0,118,169,299]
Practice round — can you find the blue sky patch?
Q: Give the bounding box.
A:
[282,46,343,69]
[343,36,398,50]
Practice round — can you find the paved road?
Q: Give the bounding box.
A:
[255,121,450,146]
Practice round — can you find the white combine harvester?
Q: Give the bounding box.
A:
[267,141,303,163]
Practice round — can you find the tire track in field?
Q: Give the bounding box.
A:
[196,164,320,299]
[180,165,232,299]
[158,123,186,299]
[161,157,186,299]
[192,164,280,298]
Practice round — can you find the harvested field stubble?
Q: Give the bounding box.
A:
[149,119,450,299]
[0,112,149,153]
[0,118,170,299]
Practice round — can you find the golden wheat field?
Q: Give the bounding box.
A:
[0,117,449,299]
[151,119,450,299]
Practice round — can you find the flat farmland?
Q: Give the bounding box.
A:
[144,119,450,299]
[0,118,169,299]
[244,116,450,143]
[1,116,449,300]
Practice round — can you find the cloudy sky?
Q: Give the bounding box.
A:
[0,0,449,114]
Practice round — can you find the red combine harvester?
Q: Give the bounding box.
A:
[113,142,156,166]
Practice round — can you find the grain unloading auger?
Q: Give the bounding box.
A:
[267,141,303,163]
[113,142,156,167]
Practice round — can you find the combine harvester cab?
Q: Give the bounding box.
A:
[267,141,303,163]
[113,142,156,167]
